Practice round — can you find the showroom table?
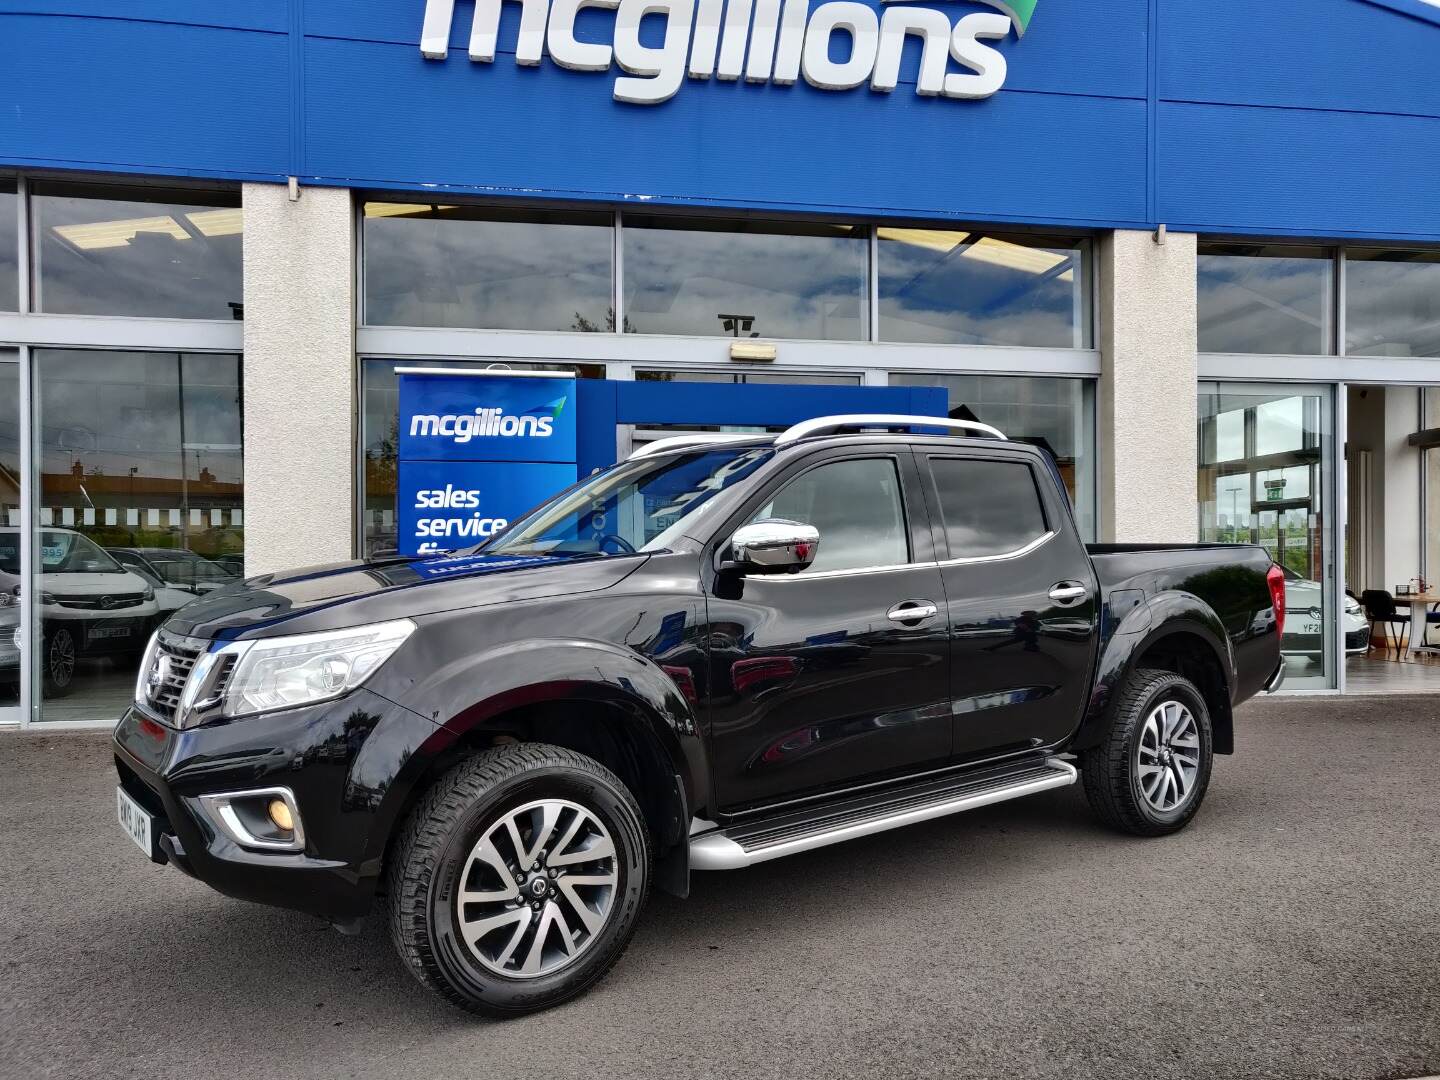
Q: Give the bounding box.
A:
[1391,594,1440,659]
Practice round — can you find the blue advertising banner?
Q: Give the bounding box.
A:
[398,373,577,463]
[398,460,578,556]
[396,372,579,556]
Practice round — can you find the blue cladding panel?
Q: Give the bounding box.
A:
[1158,0,1440,117]
[0,15,289,176]
[3,1,1440,240]
[303,36,1146,224]
[1157,101,1440,239]
[0,1,288,32]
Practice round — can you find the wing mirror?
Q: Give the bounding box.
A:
[723,519,820,575]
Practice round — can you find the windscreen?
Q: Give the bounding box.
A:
[482,447,771,557]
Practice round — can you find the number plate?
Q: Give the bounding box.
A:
[89,626,132,642]
[116,786,156,859]
[1302,622,1321,635]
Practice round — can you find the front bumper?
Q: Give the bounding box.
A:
[113,687,443,922]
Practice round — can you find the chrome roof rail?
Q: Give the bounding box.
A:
[774,414,1007,446]
[627,433,772,460]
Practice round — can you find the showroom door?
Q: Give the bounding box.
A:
[0,351,19,724]
[1198,382,1339,690]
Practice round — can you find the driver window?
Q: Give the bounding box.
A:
[750,457,908,574]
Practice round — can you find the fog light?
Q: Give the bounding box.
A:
[267,798,294,832]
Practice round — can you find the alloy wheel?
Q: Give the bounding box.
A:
[1137,700,1200,812]
[456,798,619,979]
[48,629,75,688]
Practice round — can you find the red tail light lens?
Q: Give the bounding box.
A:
[1266,564,1286,639]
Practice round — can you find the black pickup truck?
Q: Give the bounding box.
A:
[113,415,1285,1016]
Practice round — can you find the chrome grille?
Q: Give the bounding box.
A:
[143,633,203,725]
[56,592,147,610]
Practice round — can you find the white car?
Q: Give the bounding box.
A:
[0,528,160,696]
[1280,566,1369,656]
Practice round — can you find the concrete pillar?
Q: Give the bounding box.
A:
[1098,229,1199,543]
[241,184,356,576]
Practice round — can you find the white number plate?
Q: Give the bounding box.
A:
[116,786,155,858]
[1302,622,1321,635]
[89,626,131,641]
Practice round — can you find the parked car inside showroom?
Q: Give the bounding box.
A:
[107,547,238,595]
[1279,565,1369,656]
[0,528,159,696]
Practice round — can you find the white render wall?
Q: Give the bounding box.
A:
[1098,229,1199,543]
[241,184,356,576]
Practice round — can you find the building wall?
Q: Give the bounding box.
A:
[241,183,356,576]
[3,1,1439,241]
[1098,229,1198,543]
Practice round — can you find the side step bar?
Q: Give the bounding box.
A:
[690,757,1077,871]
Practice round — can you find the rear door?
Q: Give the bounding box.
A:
[919,449,1100,761]
[704,446,952,811]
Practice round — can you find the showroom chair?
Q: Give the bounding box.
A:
[1360,590,1409,659]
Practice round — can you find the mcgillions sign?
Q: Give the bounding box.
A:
[420,0,1036,105]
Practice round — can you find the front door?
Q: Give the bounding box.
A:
[704,448,951,811]
[918,449,1100,761]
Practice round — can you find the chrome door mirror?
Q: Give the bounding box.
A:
[724,519,820,575]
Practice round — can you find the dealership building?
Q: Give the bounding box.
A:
[1,0,1439,724]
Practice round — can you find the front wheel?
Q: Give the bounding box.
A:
[1080,669,1214,837]
[387,743,651,1017]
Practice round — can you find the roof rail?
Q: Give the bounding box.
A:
[627,433,770,460]
[774,414,1007,446]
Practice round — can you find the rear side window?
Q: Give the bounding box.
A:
[929,457,1049,559]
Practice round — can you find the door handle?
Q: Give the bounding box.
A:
[1048,583,1089,605]
[887,601,939,623]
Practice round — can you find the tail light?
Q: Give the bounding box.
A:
[1266,564,1286,639]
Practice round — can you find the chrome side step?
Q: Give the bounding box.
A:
[690,757,1077,871]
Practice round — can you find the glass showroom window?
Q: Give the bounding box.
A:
[0,180,17,311]
[1345,249,1440,358]
[31,183,243,320]
[1198,384,1335,690]
[31,350,244,722]
[1197,244,1334,355]
[623,216,868,340]
[1,352,17,714]
[359,359,604,558]
[362,203,614,332]
[876,229,1089,348]
[888,373,1097,540]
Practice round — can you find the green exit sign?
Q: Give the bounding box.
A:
[1264,480,1287,502]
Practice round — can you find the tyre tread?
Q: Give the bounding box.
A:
[385,742,650,1016]
[1080,668,1211,837]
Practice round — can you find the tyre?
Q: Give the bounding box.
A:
[43,627,76,697]
[387,742,651,1017]
[1080,668,1213,837]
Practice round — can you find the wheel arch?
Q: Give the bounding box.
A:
[1076,598,1237,756]
[368,640,705,899]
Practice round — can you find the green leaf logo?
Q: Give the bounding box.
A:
[985,0,1037,35]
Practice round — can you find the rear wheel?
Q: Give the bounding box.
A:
[387,743,651,1017]
[1080,669,1213,836]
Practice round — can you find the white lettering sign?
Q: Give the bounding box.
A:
[419,0,1019,104]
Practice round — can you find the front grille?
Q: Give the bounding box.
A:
[140,632,238,726]
[142,634,203,725]
[56,592,146,610]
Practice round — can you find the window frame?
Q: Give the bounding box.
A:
[707,444,939,579]
[918,450,1058,566]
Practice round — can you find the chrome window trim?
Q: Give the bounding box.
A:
[763,559,940,582]
[937,529,1057,568]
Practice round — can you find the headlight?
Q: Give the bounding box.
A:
[208,619,415,719]
[142,585,155,602]
[1344,598,1363,616]
[39,590,57,606]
